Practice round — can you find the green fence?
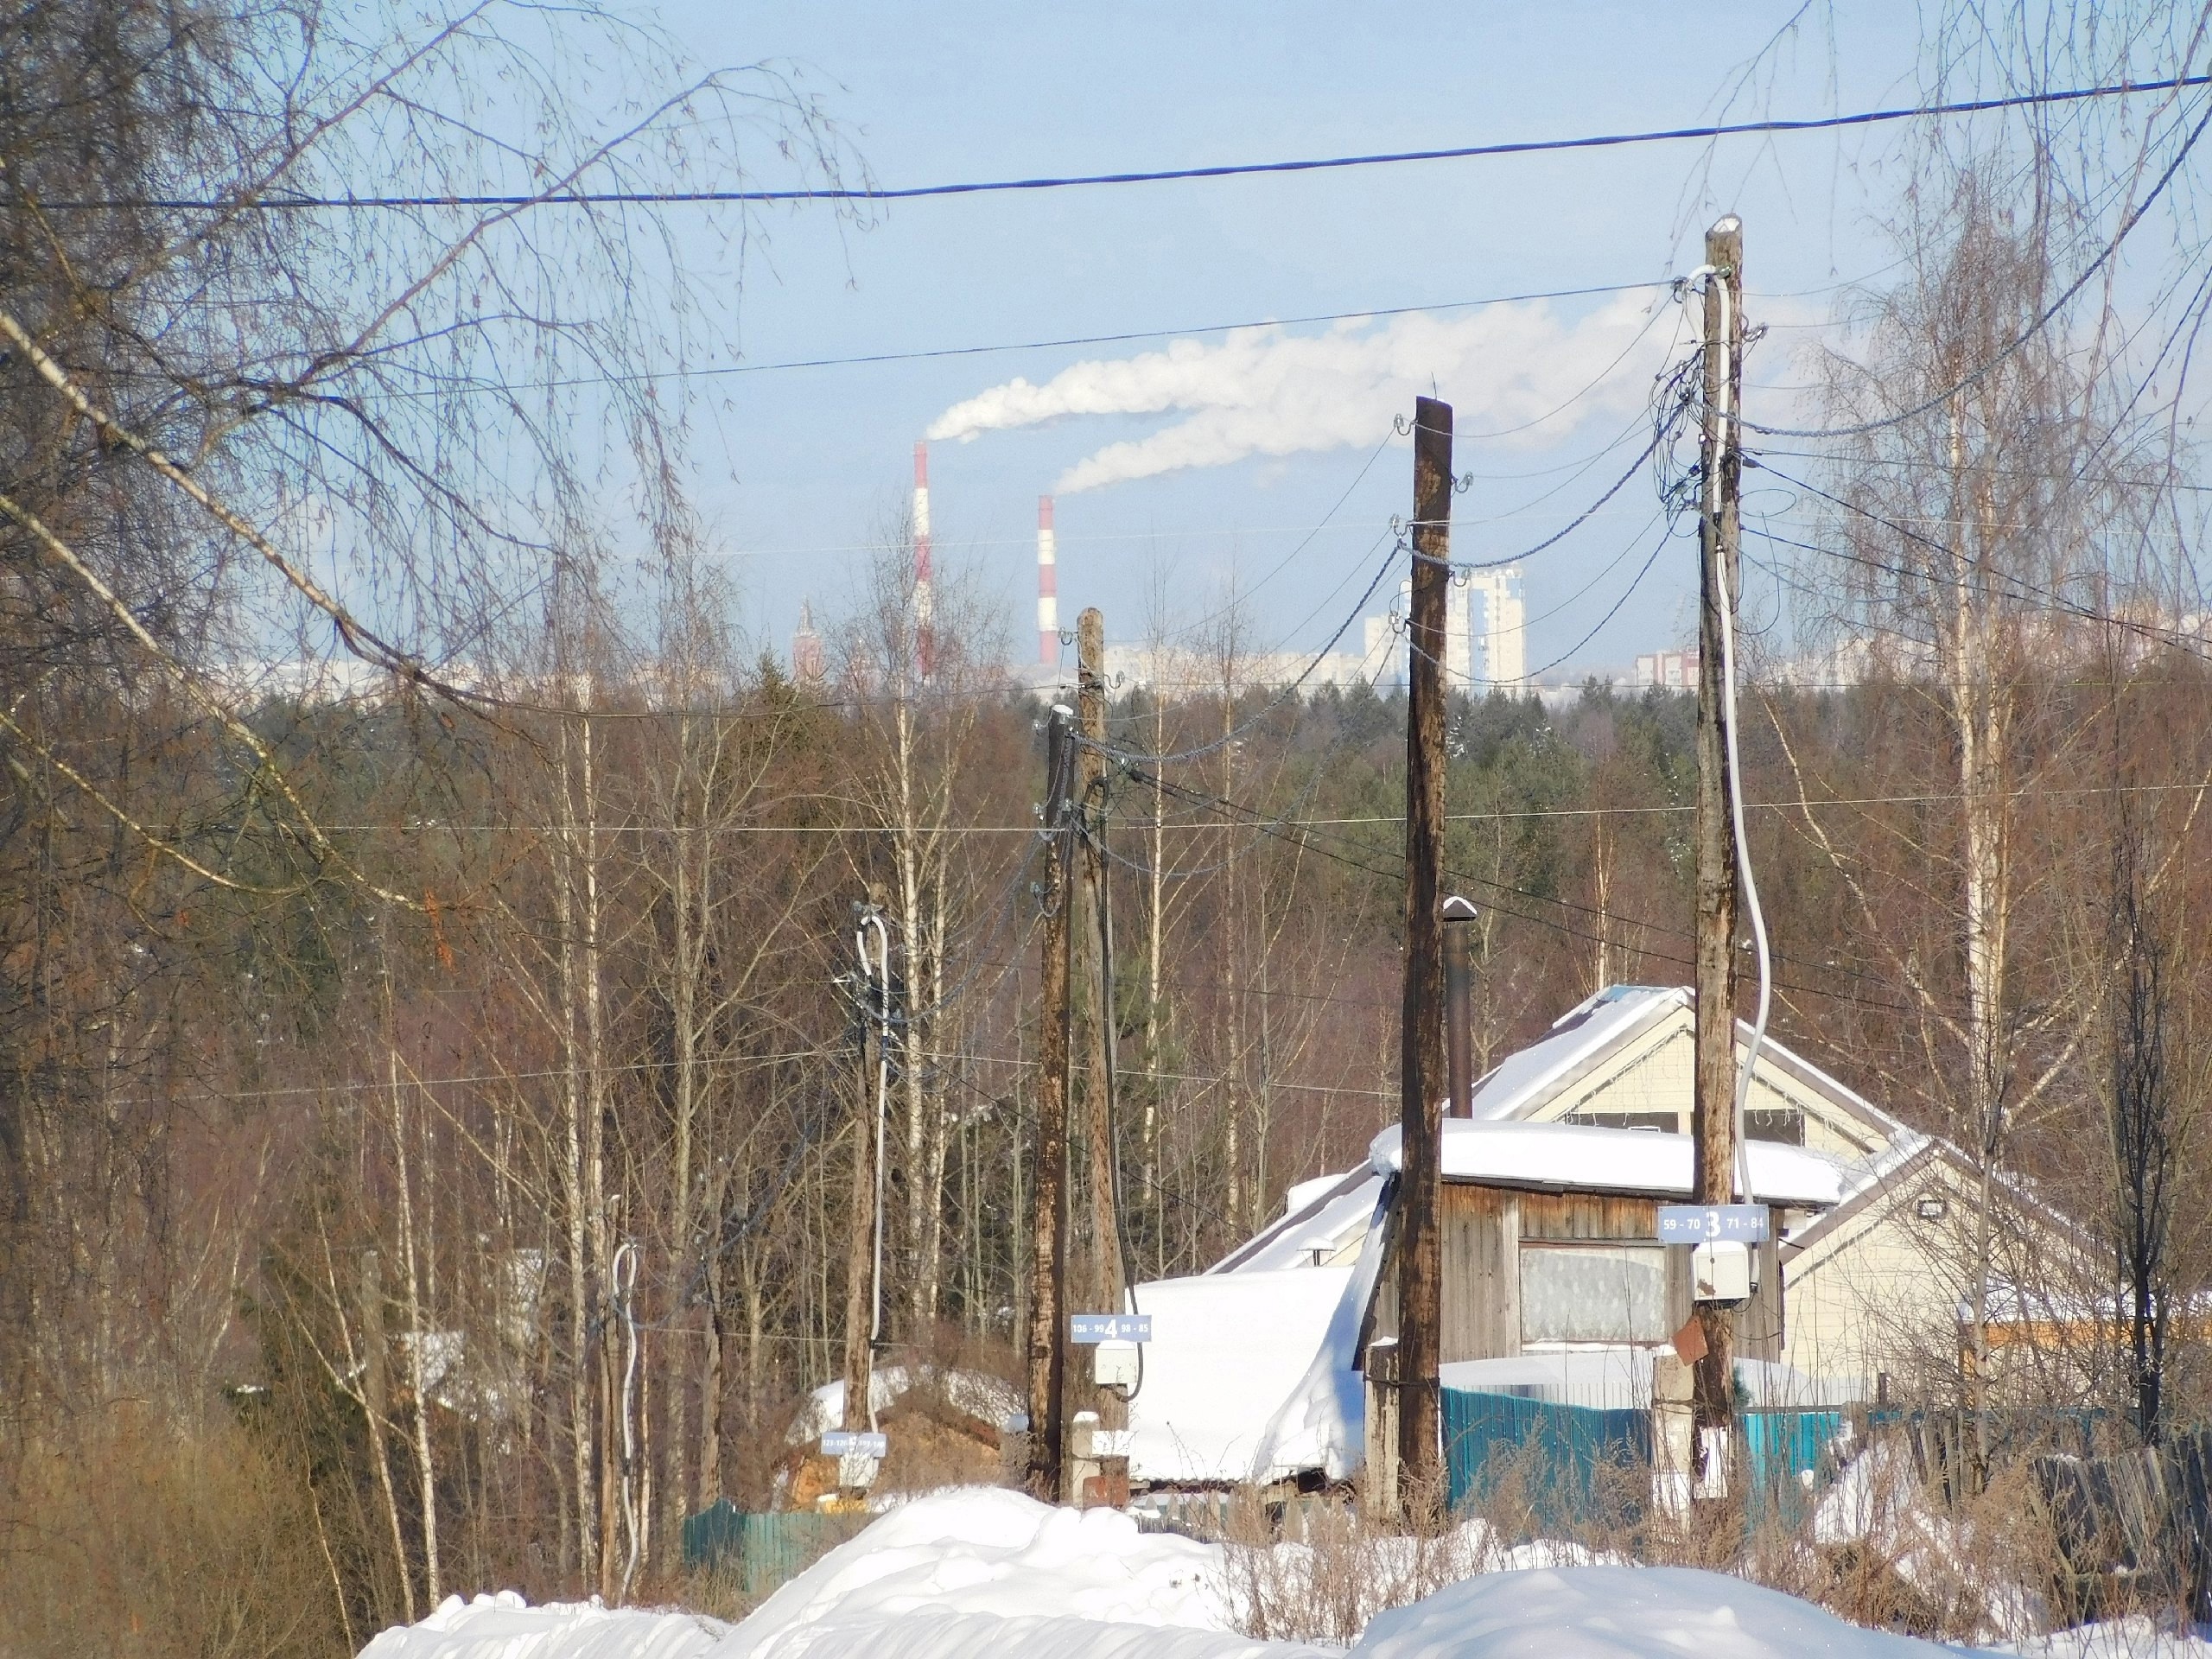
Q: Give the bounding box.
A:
[680,1502,869,1599]
[1743,1407,1846,1526]
[1442,1388,1650,1527]
[1444,1388,1851,1531]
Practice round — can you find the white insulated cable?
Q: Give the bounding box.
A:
[858,909,893,1422]
[1704,248,1771,1205]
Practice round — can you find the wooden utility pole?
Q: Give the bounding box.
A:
[1026,705,1076,1501]
[1076,607,1130,1504]
[841,912,884,1454]
[1692,214,1745,1476]
[1077,608,1122,1318]
[1397,394,1452,1510]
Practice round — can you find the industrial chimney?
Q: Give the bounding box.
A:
[912,442,934,682]
[1037,495,1058,665]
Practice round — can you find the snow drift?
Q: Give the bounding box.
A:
[361,1489,2018,1659]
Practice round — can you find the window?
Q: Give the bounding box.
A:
[1565,1109,1678,1135]
[1745,1107,1805,1146]
[1519,1243,1669,1344]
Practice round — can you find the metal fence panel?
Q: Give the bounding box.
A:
[680,1502,869,1599]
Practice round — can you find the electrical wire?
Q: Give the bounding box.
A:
[1752,462,2212,670]
[1743,88,2212,442]
[1088,530,1404,766]
[1127,766,1911,1013]
[53,75,2210,210]
[385,283,1667,395]
[1140,430,1397,648]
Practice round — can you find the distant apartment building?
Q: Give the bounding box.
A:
[1633,648,1697,690]
[1465,568,1527,689]
[1354,564,1529,690]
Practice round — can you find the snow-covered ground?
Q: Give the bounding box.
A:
[359,1486,2155,1659]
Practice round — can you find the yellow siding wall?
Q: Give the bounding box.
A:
[1530,1013,1882,1160]
[1782,1167,1980,1381]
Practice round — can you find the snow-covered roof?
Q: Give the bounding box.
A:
[1123,1268,1354,1484]
[1462,984,1688,1120]
[1369,1119,1846,1208]
[1209,1167,1382,1275]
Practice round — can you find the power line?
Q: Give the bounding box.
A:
[301,774,2212,838]
[1090,530,1406,766]
[387,283,1662,393]
[1744,88,2212,442]
[1135,767,1920,1015]
[1753,462,2212,667]
[46,76,2211,211]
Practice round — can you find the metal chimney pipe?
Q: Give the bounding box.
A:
[1441,895,1478,1118]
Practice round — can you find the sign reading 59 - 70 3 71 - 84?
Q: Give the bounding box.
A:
[1656,1204,1770,1243]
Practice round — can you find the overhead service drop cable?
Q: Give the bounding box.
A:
[1411,427,1670,575]
[388,283,1669,394]
[59,74,2212,209]
[1086,529,1403,767]
[1135,766,1919,1015]
[1751,461,2212,670]
[1745,89,2212,442]
[1149,429,1397,647]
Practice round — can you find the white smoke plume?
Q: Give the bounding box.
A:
[926,289,1671,493]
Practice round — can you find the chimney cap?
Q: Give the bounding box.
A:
[1440,894,1478,921]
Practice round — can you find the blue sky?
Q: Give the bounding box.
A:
[626,2,1936,677]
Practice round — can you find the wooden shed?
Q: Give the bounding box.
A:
[1357,1119,1846,1370]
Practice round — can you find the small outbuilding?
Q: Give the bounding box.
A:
[1123,984,2088,1490]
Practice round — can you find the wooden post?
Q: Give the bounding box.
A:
[1397,395,1452,1510]
[1076,607,1130,1505]
[1027,705,1077,1502]
[1692,215,1745,1483]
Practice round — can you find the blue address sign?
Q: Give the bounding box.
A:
[1656,1204,1770,1243]
[1070,1313,1152,1344]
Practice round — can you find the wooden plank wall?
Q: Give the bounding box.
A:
[1440,1185,1518,1361]
[1370,1186,1790,1367]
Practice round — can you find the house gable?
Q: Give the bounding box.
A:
[1484,987,1893,1160]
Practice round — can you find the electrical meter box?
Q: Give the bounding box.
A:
[1093,1339,1141,1391]
[1692,1239,1752,1303]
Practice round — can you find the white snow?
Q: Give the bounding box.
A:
[723,1488,1300,1658]
[1247,1180,1395,1483]
[1983,1622,2212,1658]
[1368,1120,1845,1208]
[359,1490,2140,1659]
[1356,1563,1953,1657]
[1125,1270,1356,1484]
[359,1592,727,1659]
[1460,986,1684,1122]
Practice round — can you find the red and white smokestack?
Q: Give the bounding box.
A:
[1036,495,1058,665]
[912,442,935,681]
